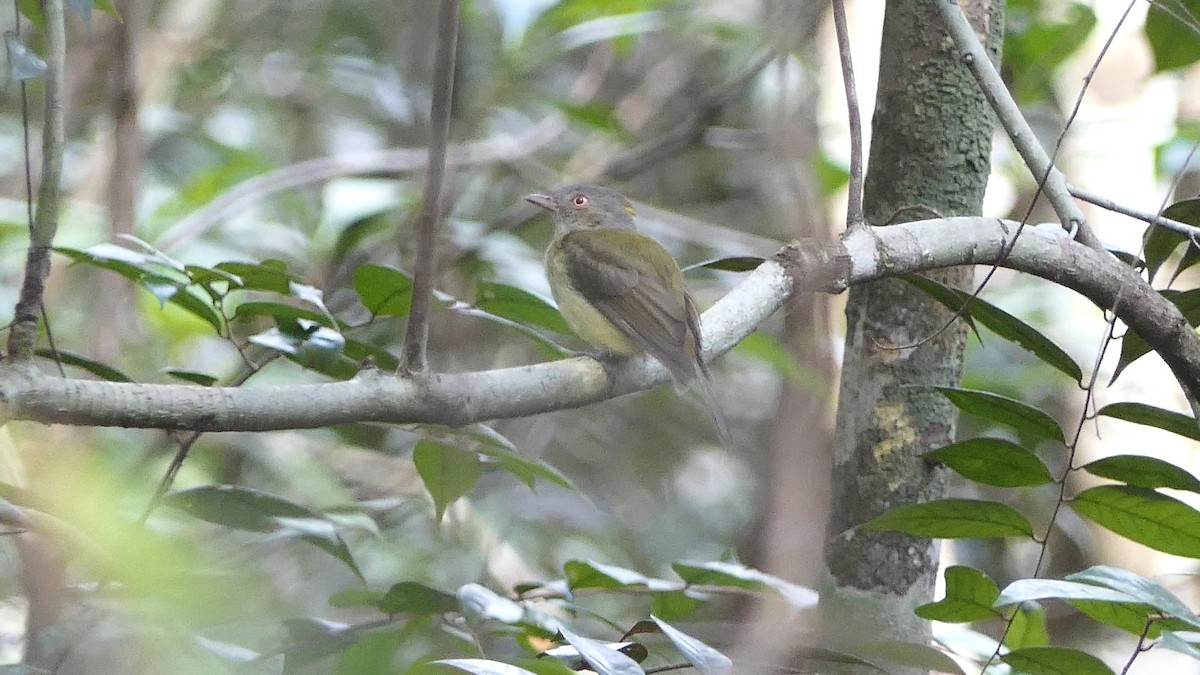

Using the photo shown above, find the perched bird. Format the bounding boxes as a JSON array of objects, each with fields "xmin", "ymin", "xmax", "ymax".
[{"xmin": 525, "ymin": 183, "xmax": 731, "ymax": 444}]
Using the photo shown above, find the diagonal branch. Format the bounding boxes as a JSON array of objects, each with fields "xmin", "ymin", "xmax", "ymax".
[{"xmin": 7, "ymin": 0, "xmax": 66, "ymax": 362}]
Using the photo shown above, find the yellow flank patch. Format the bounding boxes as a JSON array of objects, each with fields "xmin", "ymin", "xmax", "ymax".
[
  {"xmin": 624, "ymin": 205, "xmax": 636, "ymax": 219},
  {"xmin": 872, "ymin": 402, "xmax": 916, "ymax": 463}
]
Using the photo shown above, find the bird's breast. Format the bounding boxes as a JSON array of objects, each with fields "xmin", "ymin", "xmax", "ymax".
[{"xmin": 545, "ymin": 238, "xmax": 638, "ymax": 354}]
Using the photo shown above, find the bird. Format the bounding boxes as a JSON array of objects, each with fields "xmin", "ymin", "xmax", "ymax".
[{"xmin": 525, "ymin": 183, "xmax": 731, "ymax": 444}]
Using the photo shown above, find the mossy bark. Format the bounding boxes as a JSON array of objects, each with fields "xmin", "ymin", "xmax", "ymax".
[{"xmin": 821, "ymin": 0, "xmax": 1004, "ymax": 667}]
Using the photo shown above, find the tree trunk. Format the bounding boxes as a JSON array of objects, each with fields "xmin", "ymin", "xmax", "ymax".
[{"xmin": 820, "ymin": 0, "xmax": 1003, "ymax": 668}]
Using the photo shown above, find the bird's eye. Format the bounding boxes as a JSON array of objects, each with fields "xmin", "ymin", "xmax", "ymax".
[{"xmin": 571, "ymin": 194, "xmax": 588, "ymax": 209}]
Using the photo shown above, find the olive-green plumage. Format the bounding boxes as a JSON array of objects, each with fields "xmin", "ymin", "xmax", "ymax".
[{"xmin": 526, "ymin": 184, "xmax": 730, "ymax": 443}]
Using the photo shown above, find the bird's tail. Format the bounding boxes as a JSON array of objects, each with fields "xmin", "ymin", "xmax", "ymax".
[{"xmin": 694, "ymin": 360, "xmax": 733, "ymax": 446}]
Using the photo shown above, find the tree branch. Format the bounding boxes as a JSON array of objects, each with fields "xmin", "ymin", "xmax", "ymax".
[
  {"xmin": 401, "ymin": 0, "xmax": 461, "ymax": 373},
  {"xmin": 1069, "ymin": 184, "xmax": 1200, "ymax": 240},
  {"xmin": 7, "ymin": 0, "xmax": 66, "ymax": 361},
  {"xmin": 3, "ymin": 218, "xmax": 1197, "ymax": 429},
  {"xmin": 831, "ymin": 0, "xmax": 863, "ymax": 228}
]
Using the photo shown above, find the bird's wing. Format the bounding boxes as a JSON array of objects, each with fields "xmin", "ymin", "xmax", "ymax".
[{"xmin": 561, "ymin": 230, "xmax": 700, "ymax": 383}]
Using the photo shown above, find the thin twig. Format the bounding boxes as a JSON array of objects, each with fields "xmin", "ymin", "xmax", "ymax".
[
  {"xmin": 1070, "ymin": 184, "xmax": 1200, "ymax": 240},
  {"xmin": 1118, "ymin": 615, "xmax": 1157, "ymax": 675},
  {"xmin": 400, "ymin": 0, "xmax": 461, "ymax": 373},
  {"xmin": 6, "ymin": 0, "xmax": 66, "ymax": 361},
  {"xmin": 831, "ymin": 0, "xmax": 863, "ymax": 228}
]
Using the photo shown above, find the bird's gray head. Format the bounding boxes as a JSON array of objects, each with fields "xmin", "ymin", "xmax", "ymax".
[{"xmin": 525, "ymin": 183, "xmax": 637, "ymax": 235}]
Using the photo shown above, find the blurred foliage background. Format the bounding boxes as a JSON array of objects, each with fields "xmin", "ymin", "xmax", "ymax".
[{"xmin": 0, "ymin": 0, "xmax": 1199, "ymax": 672}]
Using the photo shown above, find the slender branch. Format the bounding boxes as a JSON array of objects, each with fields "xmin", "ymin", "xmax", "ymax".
[
  {"xmin": 934, "ymin": 1, "xmax": 1103, "ymax": 251},
  {"xmin": 4, "ymin": 218, "xmax": 1199, "ymax": 430},
  {"xmin": 400, "ymin": 0, "xmax": 461, "ymax": 374},
  {"xmin": 831, "ymin": 0, "xmax": 863, "ymax": 227},
  {"xmin": 156, "ymin": 115, "xmax": 564, "ymax": 253},
  {"xmin": 1069, "ymin": 184, "xmax": 1200, "ymax": 240},
  {"xmin": 6, "ymin": 0, "xmax": 66, "ymax": 361}
]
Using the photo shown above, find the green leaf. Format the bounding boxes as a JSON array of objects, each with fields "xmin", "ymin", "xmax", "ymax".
[
  {"xmin": 863, "ymin": 499, "xmax": 1034, "ymax": 538},
  {"xmin": 1146, "ymin": 1, "xmax": 1200, "ymax": 72},
  {"xmin": 846, "ymin": 641, "xmax": 966, "ymax": 675},
  {"xmin": 935, "ymin": 387, "xmax": 1065, "ymax": 443},
  {"xmin": 456, "ymin": 583, "xmax": 525, "ymax": 624},
  {"xmin": 1005, "ymin": 602, "xmax": 1048, "ymax": 650},
  {"xmin": 1070, "ymin": 599, "xmax": 1165, "ymax": 637},
  {"xmin": 234, "ymin": 301, "xmax": 337, "ymax": 328},
  {"xmin": 412, "ymin": 440, "xmax": 482, "ymax": 521},
  {"xmin": 34, "ymin": 348, "xmax": 132, "ymax": 382},
  {"xmin": 907, "ymin": 276, "xmax": 1081, "ymax": 382},
  {"xmin": 162, "ymin": 369, "xmax": 218, "ymax": 386},
  {"xmin": 162, "ymin": 287, "xmax": 224, "ymax": 331},
  {"xmin": 355, "ymin": 264, "xmax": 413, "ymax": 317},
  {"xmin": 55, "ymin": 245, "xmax": 150, "ymax": 280},
  {"xmin": 1112, "ymin": 289, "xmax": 1200, "ymax": 381},
  {"xmin": 17, "ymin": 0, "xmax": 44, "ymax": 27},
  {"xmin": 557, "ymin": 626, "xmax": 644, "ymax": 674},
  {"xmin": 333, "ymin": 209, "xmax": 397, "ymax": 264},
  {"xmin": 1160, "ymin": 630, "xmax": 1200, "ymax": 662},
  {"xmin": 214, "ymin": 260, "xmax": 295, "ymax": 293},
  {"xmin": 1082, "ymin": 454, "xmax": 1200, "ymax": 492},
  {"xmin": 671, "ymin": 560, "xmax": 818, "ymax": 609},
  {"xmin": 924, "ymin": 438, "xmax": 1054, "ymax": 487},
  {"xmin": 687, "ymin": 256, "xmax": 765, "ymax": 273},
  {"xmin": 186, "ymin": 264, "xmax": 244, "ymax": 292},
  {"xmin": 141, "ymin": 274, "xmax": 181, "ymax": 305},
  {"xmin": 1001, "ymin": 646, "xmax": 1113, "ymax": 675},
  {"xmin": 341, "ymin": 337, "xmax": 400, "ymax": 371},
  {"xmin": 410, "ymin": 425, "xmax": 576, "ymax": 491},
  {"xmin": 1145, "ymin": 199, "xmax": 1200, "ymax": 281},
  {"xmin": 1099, "ymin": 401, "xmax": 1195, "ymax": 439},
  {"xmin": 1072, "ymin": 485, "xmax": 1200, "ymax": 557},
  {"xmin": 564, "ymin": 560, "xmax": 677, "ymax": 591},
  {"xmin": 536, "ymin": 0, "xmax": 678, "ymax": 33},
  {"xmin": 376, "ymin": 581, "xmax": 459, "ymax": 615},
  {"xmin": 1004, "ymin": 1, "xmax": 1096, "ymax": 104},
  {"xmin": 5, "ymin": 33, "xmax": 47, "ymax": 80},
  {"xmin": 648, "ymin": 615, "xmax": 732, "ymax": 675},
  {"xmin": 431, "ymin": 658, "xmax": 539, "ymax": 675},
  {"xmin": 1143, "ymin": 220, "xmax": 1189, "ymax": 283},
  {"xmin": 1097, "ymin": 402, "xmax": 1200, "ymax": 441},
  {"xmin": 916, "ymin": 566, "xmax": 1001, "ymax": 622},
  {"xmin": 996, "ymin": 578, "xmax": 1139, "ymax": 607},
  {"xmin": 163, "ymin": 485, "xmax": 363, "ymax": 580},
  {"xmin": 289, "ymin": 281, "xmax": 330, "ymax": 313},
  {"xmin": 650, "ymin": 590, "xmax": 706, "ymax": 621},
  {"xmin": 558, "ymin": 102, "xmax": 627, "ymax": 136},
  {"xmin": 479, "ymin": 444, "xmax": 574, "ymax": 491},
  {"xmin": 1067, "ymin": 565, "xmax": 1200, "ymax": 629},
  {"xmin": 475, "ymin": 282, "xmax": 570, "ymax": 334}
]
